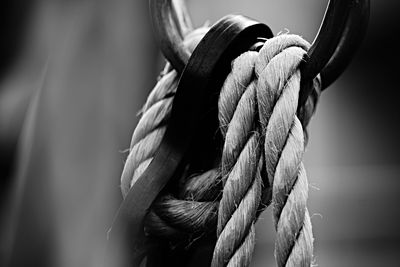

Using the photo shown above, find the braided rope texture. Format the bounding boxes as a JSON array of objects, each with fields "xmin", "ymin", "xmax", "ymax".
[
  {"xmin": 120, "ymin": 30, "xmax": 321, "ymax": 267},
  {"xmin": 256, "ymin": 36, "xmax": 315, "ymax": 267}
]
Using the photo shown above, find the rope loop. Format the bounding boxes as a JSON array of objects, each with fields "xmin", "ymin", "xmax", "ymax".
[{"xmin": 121, "ymin": 27, "xmax": 321, "ymax": 267}]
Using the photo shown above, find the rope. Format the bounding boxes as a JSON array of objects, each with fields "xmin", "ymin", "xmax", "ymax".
[
  {"xmin": 120, "ymin": 27, "xmax": 321, "ymax": 266},
  {"xmin": 255, "ymin": 35, "xmax": 315, "ymax": 267},
  {"xmin": 212, "ymin": 52, "xmax": 262, "ymax": 267},
  {"xmin": 120, "ymin": 27, "xmax": 209, "ymax": 197}
]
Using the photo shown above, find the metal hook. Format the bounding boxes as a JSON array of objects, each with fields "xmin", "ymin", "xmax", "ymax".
[
  {"xmin": 299, "ymin": 0, "xmax": 370, "ymax": 106},
  {"xmin": 106, "ymin": 1, "xmax": 370, "ymax": 265},
  {"xmin": 151, "ymin": 0, "xmax": 370, "ymax": 102}
]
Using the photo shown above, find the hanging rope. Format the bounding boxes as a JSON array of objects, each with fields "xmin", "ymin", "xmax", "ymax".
[
  {"xmin": 212, "ymin": 35, "xmax": 320, "ymax": 266},
  {"xmin": 212, "ymin": 51, "xmax": 263, "ymax": 267},
  {"xmin": 120, "ymin": 27, "xmax": 321, "ymax": 266},
  {"xmin": 256, "ymin": 35, "xmax": 317, "ymax": 267}
]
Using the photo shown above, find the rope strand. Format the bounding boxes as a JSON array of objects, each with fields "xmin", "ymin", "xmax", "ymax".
[
  {"xmin": 212, "ymin": 52, "xmax": 262, "ymax": 267},
  {"xmin": 255, "ymin": 34, "xmax": 315, "ymax": 266}
]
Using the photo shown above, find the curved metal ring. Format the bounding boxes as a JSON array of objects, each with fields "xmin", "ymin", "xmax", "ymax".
[
  {"xmin": 319, "ymin": 0, "xmax": 370, "ymax": 90},
  {"xmin": 149, "ymin": 0, "xmax": 193, "ymax": 73},
  {"xmin": 150, "ymin": 0, "xmax": 369, "ymax": 97},
  {"xmin": 299, "ymin": 0, "xmax": 370, "ymax": 105},
  {"xmin": 301, "ymin": 0, "xmax": 352, "ymax": 84}
]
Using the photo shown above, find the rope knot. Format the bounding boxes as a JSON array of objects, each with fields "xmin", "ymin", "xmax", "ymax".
[{"xmin": 121, "ymin": 30, "xmax": 321, "ymax": 267}]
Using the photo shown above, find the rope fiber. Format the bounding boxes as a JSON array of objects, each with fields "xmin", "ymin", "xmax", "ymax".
[{"xmin": 120, "ymin": 27, "xmax": 321, "ymax": 267}]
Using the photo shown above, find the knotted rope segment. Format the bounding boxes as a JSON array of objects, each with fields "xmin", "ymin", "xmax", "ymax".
[{"xmin": 120, "ymin": 26, "xmax": 321, "ymax": 267}]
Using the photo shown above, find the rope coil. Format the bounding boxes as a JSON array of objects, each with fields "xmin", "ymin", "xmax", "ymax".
[{"xmin": 121, "ymin": 27, "xmax": 321, "ymax": 266}]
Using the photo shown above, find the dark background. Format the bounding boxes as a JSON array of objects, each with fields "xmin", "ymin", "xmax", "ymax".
[{"xmin": 0, "ymin": 0, "xmax": 399, "ymax": 266}]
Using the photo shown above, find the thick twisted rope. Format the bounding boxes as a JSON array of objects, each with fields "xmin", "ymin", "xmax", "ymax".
[
  {"xmin": 254, "ymin": 35, "xmax": 315, "ymax": 267},
  {"xmin": 212, "ymin": 52, "xmax": 263, "ymax": 267},
  {"xmin": 120, "ymin": 27, "xmax": 209, "ymax": 197},
  {"xmin": 120, "ymin": 28, "xmax": 321, "ymax": 266},
  {"xmin": 211, "ymin": 35, "xmax": 318, "ymax": 266}
]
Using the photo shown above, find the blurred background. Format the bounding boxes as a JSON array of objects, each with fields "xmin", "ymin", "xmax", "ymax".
[{"xmin": 0, "ymin": 0, "xmax": 398, "ymax": 266}]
